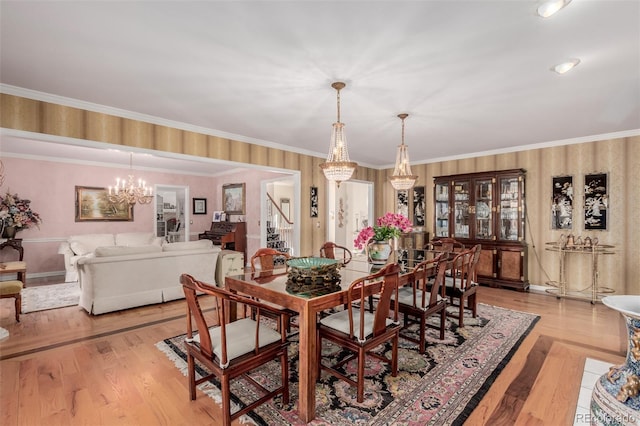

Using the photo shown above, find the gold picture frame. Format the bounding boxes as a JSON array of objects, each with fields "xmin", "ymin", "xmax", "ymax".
[
  {"xmin": 222, "ymin": 183, "xmax": 246, "ymax": 215},
  {"xmin": 75, "ymin": 186, "xmax": 134, "ymax": 222}
]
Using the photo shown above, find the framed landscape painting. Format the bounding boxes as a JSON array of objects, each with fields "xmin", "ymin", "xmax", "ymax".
[{"xmin": 75, "ymin": 186, "xmax": 133, "ymax": 222}]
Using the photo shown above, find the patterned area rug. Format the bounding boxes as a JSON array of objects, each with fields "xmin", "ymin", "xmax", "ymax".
[
  {"xmin": 21, "ymin": 282, "xmax": 80, "ymax": 313},
  {"xmin": 156, "ymin": 304, "xmax": 539, "ymax": 425}
]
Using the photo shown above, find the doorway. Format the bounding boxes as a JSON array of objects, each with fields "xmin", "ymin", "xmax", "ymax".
[
  {"xmin": 155, "ymin": 185, "xmax": 189, "ymax": 242},
  {"xmin": 261, "ymin": 175, "xmax": 300, "ymax": 257},
  {"xmin": 327, "ymin": 180, "xmax": 374, "ymax": 252}
]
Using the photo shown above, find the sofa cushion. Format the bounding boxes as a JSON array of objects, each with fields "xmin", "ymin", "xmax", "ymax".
[
  {"xmin": 69, "ymin": 234, "xmax": 115, "ymax": 255},
  {"xmin": 162, "ymin": 240, "xmax": 213, "ymax": 252},
  {"xmin": 94, "ymin": 245, "xmax": 163, "ymax": 257},
  {"xmin": 115, "ymin": 232, "xmax": 162, "ymax": 247}
]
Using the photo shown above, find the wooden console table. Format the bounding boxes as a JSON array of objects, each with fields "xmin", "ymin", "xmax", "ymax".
[{"xmin": 544, "ymin": 242, "xmax": 615, "ymax": 304}]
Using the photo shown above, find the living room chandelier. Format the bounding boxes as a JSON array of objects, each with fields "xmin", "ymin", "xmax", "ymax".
[
  {"xmin": 108, "ymin": 153, "xmax": 153, "ymax": 205},
  {"xmin": 319, "ymin": 81, "xmax": 357, "ymax": 187},
  {"xmin": 389, "ymin": 113, "xmax": 418, "ymax": 191}
]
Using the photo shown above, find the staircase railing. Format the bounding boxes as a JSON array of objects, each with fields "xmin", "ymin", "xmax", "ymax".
[{"xmin": 266, "ymin": 193, "xmax": 294, "ymax": 255}]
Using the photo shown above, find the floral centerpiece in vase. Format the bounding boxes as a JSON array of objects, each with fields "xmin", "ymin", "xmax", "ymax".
[
  {"xmin": 0, "ymin": 191, "xmax": 43, "ymax": 238},
  {"xmin": 354, "ymin": 212, "xmax": 412, "ymax": 264}
]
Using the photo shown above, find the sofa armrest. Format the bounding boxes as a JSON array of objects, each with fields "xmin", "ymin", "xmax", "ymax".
[{"xmin": 58, "ymin": 241, "xmax": 74, "ymax": 264}]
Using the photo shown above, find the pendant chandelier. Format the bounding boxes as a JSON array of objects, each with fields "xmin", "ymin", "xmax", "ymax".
[
  {"xmin": 389, "ymin": 113, "xmax": 418, "ymax": 190},
  {"xmin": 319, "ymin": 81, "xmax": 357, "ymax": 187},
  {"xmin": 108, "ymin": 153, "xmax": 153, "ymax": 205}
]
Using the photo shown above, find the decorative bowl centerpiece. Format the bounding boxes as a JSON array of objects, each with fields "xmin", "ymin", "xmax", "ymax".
[{"xmin": 286, "ymin": 257, "xmax": 341, "ymax": 294}]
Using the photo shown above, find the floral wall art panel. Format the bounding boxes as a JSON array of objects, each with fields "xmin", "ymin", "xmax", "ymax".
[
  {"xmin": 584, "ymin": 173, "xmax": 608, "ymax": 230},
  {"xmin": 412, "ymin": 186, "xmax": 425, "ymax": 226},
  {"xmin": 396, "ymin": 189, "xmax": 409, "ymax": 218},
  {"xmin": 551, "ymin": 175, "xmax": 573, "ymax": 230}
]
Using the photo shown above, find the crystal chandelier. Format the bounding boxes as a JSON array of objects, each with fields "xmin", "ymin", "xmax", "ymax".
[
  {"xmin": 0, "ymin": 159, "xmax": 4, "ymax": 187},
  {"xmin": 389, "ymin": 113, "xmax": 418, "ymax": 190},
  {"xmin": 319, "ymin": 81, "xmax": 357, "ymax": 187},
  {"xmin": 108, "ymin": 153, "xmax": 153, "ymax": 205}
]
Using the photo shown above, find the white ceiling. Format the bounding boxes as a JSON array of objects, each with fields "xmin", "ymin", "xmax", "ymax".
[{"xmin": 1, "ymin": 0, "xmax": 639, "ymax": 172}]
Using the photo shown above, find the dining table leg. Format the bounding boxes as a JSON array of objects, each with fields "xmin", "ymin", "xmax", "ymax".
[{"xmin": 297, "ymin": 303, "xmax": 317, "ymax": 423}]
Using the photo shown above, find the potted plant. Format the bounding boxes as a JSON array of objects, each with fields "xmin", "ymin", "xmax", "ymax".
[
  {"xmin": 0, "ymin": 191, "xmax": 43, "ymax": 238},
  {"xmin": 354, "ymin": 213, "xmax": 412, "ymax": 264}
]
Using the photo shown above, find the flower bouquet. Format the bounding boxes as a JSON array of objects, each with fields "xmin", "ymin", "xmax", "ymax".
[
  {"xmin": 354, "ymin": 212, "xmax": 413, "ymax": 249},
  {"xmin": 0, "ymin": 191, "xmax": 43, "ymax": 237}
]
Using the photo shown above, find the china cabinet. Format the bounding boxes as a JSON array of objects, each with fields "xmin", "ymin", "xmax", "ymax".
[{"xmin": 433, "ymin": 169, "xmax": 528, "ymax": 290}]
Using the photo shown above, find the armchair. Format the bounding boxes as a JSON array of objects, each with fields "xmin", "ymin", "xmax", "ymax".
[
  {"xmin": 317, "ymin": 263, "xmax": 402, "ymax": 402},
  {"xmin": 180, "ymin": 274, "xmax": 289, "ymax": 426}
]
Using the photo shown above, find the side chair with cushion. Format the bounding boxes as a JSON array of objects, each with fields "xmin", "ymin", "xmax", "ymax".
[
  {"xmin": 0, "ymin": 241, "xmax": 25, "ymax": 322},
  {"xmin": 391, "ymin": 253, "xmax": 448, "ymax": 353},
  {"xmin": 180, "ymin": 274, "xmax": 289, "ymax": 426},
  {"xmin": 319, "ymin": 241, "xmax": 353, "ymax": 265},
  {"xmin": 249, "ymin": 248, "xmax": 296, "ymax": 331},
  {"xmin": 250, "ymin": 247, "xmax": 291, "ymax": 273},
  {"xmin": 427, "ymin": 237, "xmax": 465, "ymax": 257},
  {"xmin": 317, "ymin": 263, "xmax": 402, "ymax": 403},
  {"xmin": 444, "ymin": 244, "xmax": 481, "ymax": 327}
]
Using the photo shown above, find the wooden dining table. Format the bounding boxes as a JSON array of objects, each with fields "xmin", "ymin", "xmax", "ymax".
[{"xmin": 224, "ymin": 255, "xmax": 415, "ymax": 423}]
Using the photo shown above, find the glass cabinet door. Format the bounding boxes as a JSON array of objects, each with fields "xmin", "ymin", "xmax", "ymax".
[
  {"xmin": 499, "ymin": 176, "xmax": 521, "ymax": 241},
  {"xmin": 453, "ymin": 180, "xmax": 470, "ymax": 239},
  {"xmin": 474, "ymin": 178, "xmax": 493, "ymax": 239},
  {"xmin": 434, "ymin": 181, "xmax": 450, "ymax": 237}
]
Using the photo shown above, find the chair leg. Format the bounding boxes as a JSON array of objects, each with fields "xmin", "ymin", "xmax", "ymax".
[
  {"xmin": 221, "ymin": 375, "xmax": 232, "ymax": 426},
  {"xmin": 439, "ymin": 308, "xmax": 446, "ymax": 340},
  {"xmin": 316, "ymin": 331, "xmax": 323, "ymax": 379},
  {"xmin": 391, "ymin": 334, "xmax": 399, "ymax": 376},
  {"xmin": 470, "ymin": 293, "xmax": 477, "ymax": 318},
  {"xmin": 357, "ymin": 347, "xmax": 366, "ymax": 403},
  {"xmin": 281, "ymin": 351, "xmax": 290, "ymax": 404},
  {"xmin": 419, "ymin": 315, "xmax": 426, "ymax": 354},
  {"xmin": 458, "ymin": 298, "xmax": 465, "ymax": 328},
  {"xmin": 14, "ymin": 294, "xmax": 21, "ymax": 322},
  {"xmin": 187, "ymin": 353, "xmax": 196, "ymax": 401}
]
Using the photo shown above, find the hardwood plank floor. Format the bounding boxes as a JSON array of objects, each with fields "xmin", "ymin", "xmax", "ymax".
[{"xmin": 0, "ymin": 283, "xmax": 626, "ymax": 425}]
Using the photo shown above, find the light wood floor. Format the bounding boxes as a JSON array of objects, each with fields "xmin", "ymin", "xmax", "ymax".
[{"xmin": 0, "ymin": 282, "xmax": 627, "ymax": 425}]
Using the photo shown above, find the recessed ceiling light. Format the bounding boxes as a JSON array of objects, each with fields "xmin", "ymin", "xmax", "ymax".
[
  {"xmin": 551, "ymin": 58, "xmax": 581, "ymax": 74},
  {"xmin": 537, "ymin": 0, "xmax": 572, "ymax": 18}
]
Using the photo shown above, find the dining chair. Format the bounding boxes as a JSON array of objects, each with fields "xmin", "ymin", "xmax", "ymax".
[
  {"xmin": 443, "ymin": 244, "xmax": 481, "ymax": 327},
  {"xmin": 181, "ymin": 274, "xmax": 289, "ymax": 426},
  {"xmin": 391, "ymin": 253, "xmax": 448, "ymax": 353},
  {"xmin": 317, "ymin": 263, "xmax": 402, "ymax": 403},
  {"xmin": 249, "ymin": 248, "xmax": 296, "ymax": 331},
  {"xmin": 250, "ymin": 247, "xmax": 291, "ymax": 273},
  {"xmin": 319, "ymin": 241, "xmax": 353, "ymax": 265},
  {"xmin": 427, "ymin": 237, "xmax": 465, "ymax": 255}
]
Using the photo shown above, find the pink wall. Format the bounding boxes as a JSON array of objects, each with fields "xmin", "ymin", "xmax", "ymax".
[{"xmin": 1, "ymin": 156, "xmax": 289, "ymax": 278}]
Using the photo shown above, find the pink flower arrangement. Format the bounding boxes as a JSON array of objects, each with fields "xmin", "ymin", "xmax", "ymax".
[{"xmin": 354, "ymin": 212, "xmax": 412, "ymax": 249}]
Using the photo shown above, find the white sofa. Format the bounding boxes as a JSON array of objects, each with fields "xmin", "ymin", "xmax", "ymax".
[
  {"xmin": 76, "ymin": 239, "xmax": 221, "ymax": 314},
  {"xmin": 59, "ymin": 232, "xmax": 165, "ymax": 282}
]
